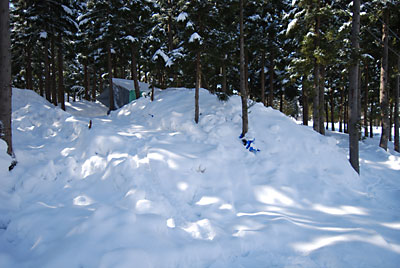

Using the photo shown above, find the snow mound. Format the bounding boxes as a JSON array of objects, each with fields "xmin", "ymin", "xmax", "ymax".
[{"xmin": 0, "ymin": 87, "xmax": 398, "ymax": 267}]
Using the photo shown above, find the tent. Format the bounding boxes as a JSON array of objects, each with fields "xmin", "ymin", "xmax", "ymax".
[{"xmin": 98, "ymin": 78, "xmax": 151, "ymax": 109}]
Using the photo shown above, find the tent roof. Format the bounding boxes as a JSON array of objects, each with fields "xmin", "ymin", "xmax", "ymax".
[{"xmin": 112, "ymin": 78, "xmax": 151, "ymax": 92}]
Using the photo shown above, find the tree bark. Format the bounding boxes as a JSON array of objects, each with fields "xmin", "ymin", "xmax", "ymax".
[
  {"xmin": 26, "ymin": 46, "xmax": 33, "ymax": 90},
  {"xmin": 108, "ymin": 42, "xmax": 115, "ymax": 111},
  {"xmin": 92, "ymin": 64, "xmax": 96, "ymax": 101},
  {"xmin": 268, "ymin": 50, "xmax": 274, "ymax": 107},
  {"xmin": 364, "ymin": 65, "xmax": 369, "ymax": 138},
  {"xmin": 57, "ymin": 36, "xmax": 65, "ymax": 111},
  {"xmin": 313, "ymin": 63, "xmax": 320, "ymax": 133},
  {"xmin": 370, "ymin": 96, "xmax": 374, "ymax": 138},
  {"xmin": 302, "ymin": 77, "xmax": 309, "ymax": 125},
  {"xmin": 339, "ymin": 86, "xmax": 344, "ymax": 132},
  {"xmin": 319, "ymin": 65, "xmax": 325, "ymax": 135},
  {"xmin": 131, "ymin": 43, "xmax": 140, "ymax": 100},
  {"xmin": 84, "ymin": 61, "xmax": 89, "ymax": 101},
  {"xmin": 239, "ymin": 0, "xmax": 248, "ymax": 136},
  {"xmin": 222, "ymin": 56, "xmax": 227, "ymax": 94},
  {"xmin": 330, "ymin": 88, "xmax": 335, "ymax": 131},
  {"xmin": 349, "ymin": 0, "xmax": 360, "ymax": 173},
  {"xmin": 379, "ymin": 8, "xmax": 390, "ymax": 150},
  {"xmin": 389, "ymin": 100, "xmax": 393, "ymax": 141},
  {"xmin": 50, "ymin": 36, "xmax": 57, "ymax": 106},
  {"xmin": 195, "ymin": 51, "xmax": 201, "ymax": 124},
  {"xmin": 0, "ymin": 0, "xmax": 14, "ymax": 157},
  {"xmin": 395, "ymin": 55, "xmax": 400, "ymax": 152},
  {"xmin": 260, "ymin": 50, "xmax": 265, "ymax": 105},
  {"xmin": 44, "ymin": 39, "xmax": 51, "ymax": 102}
]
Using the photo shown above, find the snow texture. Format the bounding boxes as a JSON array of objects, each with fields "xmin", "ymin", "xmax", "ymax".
[
  {"xmin": 176, "ymin": 12, "xmax": 188, "ymax": 22},
  {"xmin": 0, "ymin": 87, "xmax": 399, "ymax": 268},
  {"xmin": 189, "ymin": 32, "xmax": 202, "ymax": 43}
]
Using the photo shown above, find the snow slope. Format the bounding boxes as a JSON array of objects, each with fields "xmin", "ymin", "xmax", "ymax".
[{"xmin": 0, "ymin": 87, "xmax": 399, "ymax": 267}]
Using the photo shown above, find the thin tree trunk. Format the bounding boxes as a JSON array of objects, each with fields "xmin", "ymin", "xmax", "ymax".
[
  {"xmin": 260, "ymin": 50, "xmax": 265, "ymax": 105},
  {"xmin": 131, "ymin": 43, "xmax": 140, "ymax": 99},
  {"xmin": 319, "ymin": 65, "xmax": 325, "ymax": 135},
  {"xmin": 325, "ymin": 100, "xmax": 329, "ymax": 130},
  {"xmin": 330, "ymin": 88, "xmax": 335, "ymax": 131},
  {"xmin": 364, "ymin": 65, "xmax": 369, "ymax": 137},
  {"xmin": 349, "ymin": 0, "xmax": 360, "ymax": 173},
  {"xmin": 268, "ymin": 50, "xmax": 274, "ymax": 107},
  {"xmin": 108, "ymin": 42, "xmax": 115, "ymax": 111},
  {"xmin": 302, "ymin": 77, "xmax": 309, "ymax": 126},
  {"xmin": 44, "ymin": 39, "xmax": 51, "ymax": 102},
  {"xmin": 379, "ymin": 8, "xmax": 390, "ymax": 150},
  {"xmin": 195, "ymin": 51, "xmax": 201, "ymax": 124},
  {"xmin": 26, "ymin": 46, "xmax": 33, "ymax": 90},
  {"xmin": 339, "ymin": 87, "xmax": 344, "ymax": 132},
  {"xmin": 395, "ymin": 55, "xmax": 400, "ymax": 152},
  {"xmin": 92, "ymin": 65, "xmax": 96, "ymax": 101},
  {"xmin": 0, "ymin": 0, "xmax": 14, "ymax": 157},
  {"xmin": 280, "ymin": 93, "xmax": 283, "ymax": 112},
  {"xmin": 370, "ymin": 96, "xmax": 374, "ymax": 138},
  {"xmin": 313, "ymin": 9, "xmax": 321, "ymax": 133},
  {"xmin": 389, "ymin": 100, "xmax": 393, "ymax": 141},
  {"xmin": 245, "ymin": 49, "xmax": 249, "ymax": 97},
  {"xmin": 313, "ymin": 63, "xmax": 320, "ymax": 133},
  {"xmin": 57, "ymin": 36, "xmax": 65, "ymax": 111},
  {"xmin": 222, "ymin": 57, "xmax": 227, "ymax": 94},
  {"xmin": 50, "ymin": 36, "xmax": 57, "ymax": 106},
  {"xmin": 84, "ymin": 61, "xmax": 89, "ymax": 100},
  {"xmin": 167, "ymin": 0, "xmax": 173, "ymax": 52},
  {"xmin": 39, "ymin": 73, "xmax": 43, "ymax": 97},
  {"xmin": 239, "ymin": 0, "xmax": 248, "ymax": 136}
]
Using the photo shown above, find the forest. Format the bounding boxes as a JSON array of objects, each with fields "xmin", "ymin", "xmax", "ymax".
[
  {"xmin": 2, "ymin": 0, "xmax": 400, "ymax": 171},
  {"xmin": 1, "ymin": 1, "xmax": 400, "ymax": 266}
]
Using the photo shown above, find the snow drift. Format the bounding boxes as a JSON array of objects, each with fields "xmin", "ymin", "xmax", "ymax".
[{"xmin": 0, "ymin": 87, "xmax": 399, "ymax": 268}]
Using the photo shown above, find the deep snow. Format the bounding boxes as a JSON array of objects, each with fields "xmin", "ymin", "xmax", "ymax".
[{"xmin": 0, "ymin": 87, "xmax": 399, "ymax": 268}]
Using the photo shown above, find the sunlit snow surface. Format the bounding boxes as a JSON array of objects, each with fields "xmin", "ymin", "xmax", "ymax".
[{"xmin": 0, "ymin": 88, "xmax": 399, "ymax": 267}]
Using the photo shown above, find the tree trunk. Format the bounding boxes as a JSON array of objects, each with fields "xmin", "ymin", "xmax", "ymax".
[
  {"xmin": 245, "ymin": 49, "xmax": 249, "ymax": 97},
  {"xmin": 302, "ymin": 77, "xmax": 309, "ymax": 125},
  {"xmin": 195, "ymin": 51, "xmax": 201, "ymax": 124},
  {"xmin": 313, "ymin": 10, "xmax": 321, "ymax": 133},
  {"xmin": 44, "ymin": 39, "xmax": 51, "ymax": 102},
  {"xmin": 0, "ymin": 0, "xmax": 14, "ymax": 157},
  {"xmin": 319, "ymin": 65, "xmax": 325, "ymax": 135},
  {"xmin": 364, "ymin": 65, "xmax": 369, "ymax": 138},
  {"xmin": 349, "ymin": 0, "xmax": 360, "ymax": 173},
  {"xmin": 239, "ymin": 0, "xmax": 248, "ymax": 136},
  {"xmin": 325, "ymin": 100, "xmax": 329, "ymax": 130},
  {"xmin": 313, "ymin": 63, "xmax": 320, "ymax": 133},
  {"xmin": 330, "ymin": 88, "xmax": 335, "ymax": 131},
  {"xmin": 268, "ymin": 50, "xmax": 274, "ymax": 107},
  {"xmin": 370, "ymin": 96, "xmax": 374, "ymax": 138},
  {"xmin": 394, "ymin": 55, "xmax": 399, "ymax": 152},
  {"xmin": 222, "ymin": 57, "xmax": 227, "ymax": 94},
  {"xmin": 50, "ymin": 36, "xmax": 57, "ymax": 106},
  {"xmin": 92, "ymin": 64, "xmax": 96, "ymax": 101},
  {"xmin": 131, "ymin": 43, "xmax": 140, "ymax": 100},
  {"xmin": 280, "ymin": 93, "xmax": 283, "ymax": 112},
  {"xmin": 389, "ymin": 100, "xmax": 393, "ymax": 141},
  {"xmin": 167, "ymin": 0, "xmax": 173, "ymax": 52},
  {"xmin": 379, "ymin": 8, "xmax": 390, "ymax": 150},
  {"xmin": 339, "ymin": 87, "xmax": 344, "ymax": 132},
  {"xmin": 39, "ymin": 73, "xmax": 43, "ymax": 97},
  {"xmin": 108, "ymin": 42, "xmax": 115, "ymax": 111},
  {"xmin": 57, "ymin": 36, "xmax": 65, "ymax": 111},
  {"xmin": 26, "ymin": 46, "xmax": 33, "ymax": 90},
  {"xmin": 260, "ymin": 50, "xmax": 265, "ymax": 105}
]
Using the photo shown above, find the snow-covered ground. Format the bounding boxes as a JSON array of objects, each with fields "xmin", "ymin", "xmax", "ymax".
[{"xmin": 0, "ymin": 87, "xmax": 399, "ymax": 268}]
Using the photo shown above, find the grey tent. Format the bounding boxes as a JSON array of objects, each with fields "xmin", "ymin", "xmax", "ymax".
[{"xmin": 98, "ymin": 78, "xmax": 150, "ymax": 109}]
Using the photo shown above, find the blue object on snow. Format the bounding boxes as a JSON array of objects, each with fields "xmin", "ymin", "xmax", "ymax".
[{"xmin": 241, "ymin": 137, "xmax": 260, "ymax": 154}]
